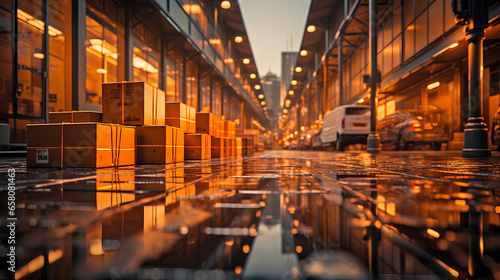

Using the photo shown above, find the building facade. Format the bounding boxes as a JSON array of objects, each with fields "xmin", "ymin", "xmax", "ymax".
[
  {"xmin": 284, "ymin": 0, "xmax": 500, "ymax": 149},
  {"xmin": 0, "ymin": 0, "xmax": 269, "ymax": 146},
  {"xmin": 281, "ymin": 51, "xmax": 298, "ymax": 108}
]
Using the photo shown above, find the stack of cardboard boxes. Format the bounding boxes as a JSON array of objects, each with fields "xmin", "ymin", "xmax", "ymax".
[{"xmin": 27, "ymin": 81, "xmax": 247, "ymax": 168}]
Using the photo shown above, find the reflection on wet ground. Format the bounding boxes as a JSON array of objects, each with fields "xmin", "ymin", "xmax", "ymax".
[{"xmin": 1, "ymin": 150, "xmax": 500, "ymax": 279}]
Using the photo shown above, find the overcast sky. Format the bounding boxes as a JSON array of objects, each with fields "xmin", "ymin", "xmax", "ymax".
[{"xmin": 239, "ymin": 0, "xmax": 311, "ymax": 77}]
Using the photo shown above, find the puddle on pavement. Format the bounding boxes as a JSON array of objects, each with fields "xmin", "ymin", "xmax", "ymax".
[{"xmin": 1, "ymin": 156, "xmax": 500, "ymax": 280}]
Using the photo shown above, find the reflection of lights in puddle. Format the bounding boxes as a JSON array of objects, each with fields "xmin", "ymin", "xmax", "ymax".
[
  {"xmin": 291, "ymin": 267, "xmax": 299, "ymax": 278},
  {"xmin": 291, "ymin": 228, "xmax": 298, "ymax": 234},
  {"xmin": 256, "ymin": 210, "xmax": 261, "ymax": 217},
  {"xmin": 288, "ymin": 207, "xmax": 296, "ymax": 214},
  {"xmin": 235, "ymin": 266, "xmax": 243, "ymax": 274},
  {"xmin": 293, "ymin": 219, "xmax": 299, "ymax": 227},
  {"xmin": 214, "ymin": 203, "xmax": 261, "ymax": 209},
  {"xmin": 496, "ymin": 206, "xmax": 500, "ymax": 214},
  {"xmin": 454, "ymin": 200, "xmax": 466, "ymax": 206},
  {"xmin": 179, "ymin": 227, "xmax": 189, "ymax": 235},
  {"xmin": 259, "ymin": 201, "xmax": 266, "ymax": 207}
]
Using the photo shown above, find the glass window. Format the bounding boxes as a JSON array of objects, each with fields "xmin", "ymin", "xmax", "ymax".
[
  {"xmin": 200, "ymin": 75, "xmax": 210, "ymax": 112},
  {"xmin": 346, "ymin": 107, "xmax": 370, "ymax": 115},
  {"xmin": 404, "ymin": 24, "xmax": 415, "ymax": 61},
  {"xmin": 490, "ymin": 64, "xmax": 500, "ymax": 96},
  {"xmin": 85, "ymin": 15, "xmax": 118, "ymax": 108},
  {"xmin": 404, "ymin": 0, "xmax": 414, "ymax": 27},
  {"xmin": 383, "ymin": 18, "xmax": 392, "ymax": 48},
  {"xmin": 393, "ymin": 2, "xmax": 402, "ymax": 37},
  {"xmin": 185, "ymin": 60, "xmax": 198, "ymax": 109},
  {"xmin": 415, "ymin": 0, "xmax": 427, "ymax": 16},
  {"xmin": 133, "ymin": 45, "xmax": 159, "ymax": 88},
  {"xmin": 17, "ymin": 1, "xmax": 44, "ymax": 117},
  {"xmin": 165, "ymin": 50, "xmax": 177, "ymax": 102},
  {"xmin": 415, "ymin": 11, "xmax": 427, "ymax": 53},
  {"xmin": 428, "ymin": 0, "xmax": 443, "ymax": 43},
  {"xmin": 393, "ymin": 35, "xmax": 401, "ymax": 67},
  {"xmin": 0, "ymin": 0, "xmax": 11, "ymax": 9},
  {"xmin": 212, "ymin": 83, "xmax": 221, "ymax": 117},
  {"xmin": 49, "ymin": 0, "xmax": 70, "ymax": 112},
  {"xmin": 0, "ymin": 8, "xmax": 12, "ymax": 115}
]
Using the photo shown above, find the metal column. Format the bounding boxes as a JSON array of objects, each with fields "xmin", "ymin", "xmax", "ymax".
[
  {"xmin": 462, "ymin": 0, "xmax": 491, "ymax": 157},
  {"xmin": 366, "ymin": 0, "xmax": 381, "ymax": 154}
]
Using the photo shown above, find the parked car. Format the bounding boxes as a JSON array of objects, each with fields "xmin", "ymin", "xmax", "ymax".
[
  {"xmin": 320, "ymin": 105, "xmax": 371, "ymax": 151},
  {"xmin": 378, "ymin": 106, "xmax": 452, "ymax": 150},
  {"xmin": 492, "ymin": 106, "xmax": 500, "ymax": 151},
  {"xmin": 312, "ymin": 129, "xmax": 323, "ymax": 150}
]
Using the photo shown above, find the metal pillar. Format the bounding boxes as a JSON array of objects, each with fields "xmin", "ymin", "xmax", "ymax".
[
  {"xmin": 367, "ymin": 0, "xmax": 381, "ymax": 154},
  {"xmin": 462, "ymin": 26, "xmax": 491, "ymax": 157}
]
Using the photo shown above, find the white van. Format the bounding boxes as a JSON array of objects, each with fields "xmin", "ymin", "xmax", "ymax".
[{"xmin": 320, "ymin": 105, "xmax": 371, "ymax": 151}]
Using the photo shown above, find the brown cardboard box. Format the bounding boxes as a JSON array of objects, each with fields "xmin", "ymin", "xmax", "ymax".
[
  {"xmin": 223, "ymin": 137, "xmax": 232, "ymax": 157},
  {"xmin": 231, "ymin": 138, "xmax": 237, "ymax": 157},
  {"xmin": 242, "ymin": 138, "xmax": 254, "ymax": 156},
  {"xmin": 224, "ymin": 120, "xmax": 235, "ymax": 138},
  {"xmin": 136, "ymin": 125, "xmax": 184, "ymax": 164},
  {"xmin": 102, "ymin": 82, "xmax": 165, "ymax": 126},
  {"xmin": 165, "ymin": 102, "xmax": 187, "ymax": 131},
  {"xmin": 27, "ymin": 123, "xmax": 135, "ymax": 168},
  {"xmin": 196, "ymin": 112, "xmax": 215, "ymax": 136},
  {"xmin": 236, "ymin": 138, "xmax": 242, "ymax": 156},
  {"xmin": 187, "ymin": 106, "xmax": 196, "ymax": 134},
  {"xmin": 216, "ymin": 120, "xmax": 223, "ymax": 137},
  {"xmin": 49, "ymin": 111, "xmax": 102, "ymax": 123},
  {"xmin": 184, "ymin": 133, "xmax": 211, "ymax": 160},
  {"xmin": 211, "ymin": 136, "xmax": 224, "ymax": 158}
]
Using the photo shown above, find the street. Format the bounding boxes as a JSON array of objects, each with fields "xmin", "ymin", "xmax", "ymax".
[{"xmin": 1, "ymin": 150, "xmax": 500, "ymax": 279}]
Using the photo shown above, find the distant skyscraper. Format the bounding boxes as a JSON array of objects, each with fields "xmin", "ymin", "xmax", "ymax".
[
  {"xmin": 262, "ymin": 70, "xmax": 281, "ymax": 112},
  {"xmin": 281, "ymin": 52, "xmax": 298, "ymax": 107}
]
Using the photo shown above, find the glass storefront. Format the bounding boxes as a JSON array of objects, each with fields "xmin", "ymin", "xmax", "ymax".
[
  {"xmin": 85, "ymin": 14, "xmax": 118, "ymax": 108},
  {"xmin": 165, "ymin": 49, "xmax": 184, "ymax": 102},
  {"xmin": 185, "ymin": 60, "xmax": 198, "ymax": 109},
  {"xmin": 17, "ymin": 1, "xmax": 44, "ymax": 118},
  {"xmin": 0, "ymin": 7, "xmax": 12, "ymax": 116}
]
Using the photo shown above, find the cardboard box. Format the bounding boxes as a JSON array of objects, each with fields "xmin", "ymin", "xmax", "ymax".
[
  {"xmin": 196, "ymin": 112, "xmax": 215, "ymax": 136},
  {"xmin": 223, "ymin": 137, "xmax": 231, "ymax": 157},
  {"xmin": 231, "ymin": 138, "xmax": 237, "ymax": 157},
  {"xmin": 184, "ymin": 133, "xmax": 211, "ymax": 160},
  {"xmin": 242, "ymin": 138, "xmax": 254, "ymax": 156},
  {"xmin": 102, "ymin": 81, "xmax": 165, "ymax": 126},
  {"xmin": 136, "ymin": 125, "xmax": 184, "ymax": 164},
  {"xmin": 165, "ymin": 102, "xmax": 187, "ymax": 132},
  {"xmin": 187, "ymin": 106, "xmax": 196, "ymax": 134},
  {"xmin": 211, "ymin": 136, "xmax": 224, "ymax": 158},
  {"xmin": 216, "ymin": 120, "xmax": 223, "ymax": 137},
  {"xmin": 27, "ymin": 123, "xmax": 135, "ymax": 168},
  {"xmin": 236, "ymin": 138, "xmax": 242, "ymax": 156},
  {"xmin": 224, "ymin": 120, "xmax": 235, "ymax": 138},
  {"xmin": 49, "ymin": 111, "xmax": 102, "ymax": 123}
]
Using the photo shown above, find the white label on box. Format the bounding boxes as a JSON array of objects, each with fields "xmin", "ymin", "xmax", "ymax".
[{"xmin": 36, "ymin": 149, "xmax": 48, "ymax": 163}]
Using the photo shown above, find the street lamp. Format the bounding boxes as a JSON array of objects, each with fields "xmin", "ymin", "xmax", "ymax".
[
  {"xmin": 220, "ymin": 0, "xmax": 231, "ymax": 9},
  {"xmin": 234, "ymin": 36, "xmax": 243, "ymax": 43},
  {"xmin": 288, "ymin": 90, "xmax": 294, "ymax": 96},
  {"xmin": 300, "ymin": 50, "xmax": 308, "ymax": 56},
  {"xmin": 243, "ymin": 58, "xmax": 250, "ymax": 64},
  {"xmin": 307, "ymin": 25, "xmax": 316, "ymax": 33},
  {"xmin": 250, "ymin": 73, "xmax": 256, "ymax": 79},
  {"xmin": 258, "ymin": 94, "xmax": 264, "ymax": 99},
  {"xmin": 295, "ymin": 67, "xmax": 302, "ymax": 73},
  {"xmin": 255, "ymin": 84, "xmax": 261, "ymax": 90},
  {"xmin": 452, "ymin": 0, "xmax": 491, "ymax": 158}
]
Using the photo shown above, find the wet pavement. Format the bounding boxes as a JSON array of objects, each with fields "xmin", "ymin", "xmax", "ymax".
[{"xmin": 1, "ymin": 150, "xmax": 500, "ymax": 280}]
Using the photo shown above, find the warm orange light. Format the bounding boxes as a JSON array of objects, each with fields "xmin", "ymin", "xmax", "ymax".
[
  {"xmin": 358, "ymin": 98, "xmax": 365, "ymax": 103},
  {"xmin": 261, "ymin": 101, "xmax": 266, "ymax": 106},
  {"xmin": 295, "ymin": 67, "xmax": 302, "ymax": 73},
  {"xmin": 243, "ymin": 58, "xmax": 250, "ymax": 64},
  {"xmin": 427, "ymin": 81, "xmax": 440, "ymax": 90},
  {"xmin": 96, "ymin": 68, "xmax": 107, "ymax": 74},
  {"xmin": 283, "ymin": 109, "xmax": 288, "ymax": 114},
  {"xmin": 296, "ymin": 245, "xmax": 303, "ymax": 253},
  {"xmin": 288, "ymin": 90, "xmax": 294, "ymax": 96},
  {"xmin": 234, "ymin": 36, "xmax": 243, "ymax": 43},
  {"xmin": 182, "ymin": 4, "xmax": 202, "ymax": 14},
  {"xmin": 33, "ymin": 53, "xmax": 44, "ymax": 59},
  {"xmin": 263, "ymin": 107, "xmax": 267, "ymax": 111},
  {"xmin": 307, "ymin": 25, "xmax": 316, "ymax": 32},
  {"xmin": 294, "ymin": 131, "xmax": 298, "ymax": 135},
  {"xmin": 255, "ymin": 84, "xmax": 261, "ymax": 90},
  {"xmin": 427, "ymin": 228, "xmax": 440, "ymax": 238},
  {"xmin": 258, "ymin": 94, "xmax": 264, "ymax": 99},
  {"xmin": 250, "ymin": 73, "xmax": 256, "ymax": 79},
  {"xmin": 300, "ymin": 50, "xmax": 308, "ymax": 56},
  {"xmin": 220, "ymin": 0, "xmax": 231, "ymax": 9},
  {"xmin": 300, "ymin": 126, "xmax": 305, "ymax": 132},
  {"xmin": 449, "ymin": 42, "xmax": 459, "ymax": 49},
  {"xmin": 291, "ymin": 80, "xmax": 297, "ymax": 85},
  {"xmin": 293, "ymin": 219, "xmax": 299, "ymax": 227}
]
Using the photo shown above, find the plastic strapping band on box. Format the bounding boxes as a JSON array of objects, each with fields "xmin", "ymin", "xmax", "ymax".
[
  {"xmin": 71, "ymin": 110, "xmax": 76, "ymax": 123},
  {"xmin": 116, "ymin": 125, "xmax": 122, "ymax": 166},
  {"xmin": 152, "ymin": 87, "xmax": 158, "ymax": 125},
  {"xmin": 60, "ymin": 123, "xmax": 65, "ymax": 168},
  {"xmin": 172, "ymin": 127, "xmax": 176, "ymax": 162}
]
